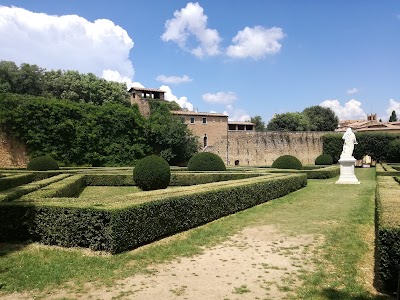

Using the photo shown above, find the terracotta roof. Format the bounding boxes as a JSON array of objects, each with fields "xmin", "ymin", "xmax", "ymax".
[
  {"xmin": 128, "ymin": 87, "xmax": 166, "ymax": 93},
  {"xmin": 228, "ymin": 121, "xmax": 255, "ymax": 126},
  {"xmin": 171, "ymin": 110, "xmax": 228, "ymax": 117}
]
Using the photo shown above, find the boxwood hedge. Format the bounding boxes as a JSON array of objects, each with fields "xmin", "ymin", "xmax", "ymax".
[
  {"xmin": 0, "ymin": 173, "xmax": 307, "ymax": 253},
  {"xmin": 376, "ymin": 175, "xmax": 400, "ymax": 293}
]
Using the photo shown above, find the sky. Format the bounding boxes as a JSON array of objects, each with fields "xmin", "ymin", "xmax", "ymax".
[{"xmin": 0, "ymin": 1, "xmax": 399, "ymax": 122}]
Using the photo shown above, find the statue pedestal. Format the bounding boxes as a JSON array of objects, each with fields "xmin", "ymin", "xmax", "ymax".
[{"xmin": 336, "ymin": 157, "xmax": 360, "ymax": 184}]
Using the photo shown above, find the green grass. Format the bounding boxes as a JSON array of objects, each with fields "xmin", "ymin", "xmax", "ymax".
[
  {"xmin": 0, "ymin": 168, "xmax": 392, "ymax": 299},
  {"xmin": 78, "ymin": 186, "xmax": 141, "ymax": 199}
]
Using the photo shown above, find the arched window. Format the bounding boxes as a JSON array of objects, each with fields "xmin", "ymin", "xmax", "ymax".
[{"xmin": 203, "ymin": 135, "xmax": 208, "ymax": 147}]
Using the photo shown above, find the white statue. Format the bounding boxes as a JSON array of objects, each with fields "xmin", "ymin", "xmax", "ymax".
[{"xmin": 340, "ymin": 128, "xmax": 358, "ymax": 159}]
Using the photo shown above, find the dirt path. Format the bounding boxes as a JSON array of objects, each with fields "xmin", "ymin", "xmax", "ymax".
[{"xmin": 3, "ymin": 225, "xmax": 320, "ymax": 300}]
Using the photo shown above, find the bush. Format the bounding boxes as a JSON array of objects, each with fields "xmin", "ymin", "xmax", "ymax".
[
  {"xmin": 187, "ymin": 152, "xmax": 226, "ymax": 171},
  {"xmin": 387, "ymin": 139, "xmax": 400, "ymax": 163},
  {"xmin": 27, "ymin": 156, "xmax": 59, "ymax": 171},
  {"xmin": 133, "ymin": 155, "xmax": 171, "ymax": 191},
  {"xmin": 272, "ymin": 155, "xmax": 302, "ymax": 170},
  {"xmin": 315, "ymin": 154, "xmax": 333, "ymax": 165}
]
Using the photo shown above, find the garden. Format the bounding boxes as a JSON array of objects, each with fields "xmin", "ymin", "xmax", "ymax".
[{"xmin": 1, "ymin": 151, "xmax": 400, "ymax": 299}]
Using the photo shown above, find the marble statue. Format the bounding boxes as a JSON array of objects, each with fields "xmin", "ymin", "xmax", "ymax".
[{"xmin": 340, "ymin": 128, "xmax": 358, "ymax": 159}]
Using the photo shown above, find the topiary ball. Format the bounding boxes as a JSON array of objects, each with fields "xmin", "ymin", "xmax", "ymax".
[
  {"xmin": 271, "ymin": 155, "xmax": 302, "ymax": 170},
  {"xmin": 27, "ymin": 155, "xmax": 59, "ymax": 171},
  {"xmin": 133, "ymin": 155, "xmax": 171, "ymax": 191},
  {"xmin": 187, "ymin": 152, "xmax": 226, "ymax": 171},
  {"xmin": 315, "ymin": 154, "xmax": 333, "ymax": 165}
]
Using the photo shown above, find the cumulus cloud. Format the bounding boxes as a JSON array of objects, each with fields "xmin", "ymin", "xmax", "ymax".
[
  {"xmin": 386, "ymin": 99, "xmax": 400, "ymax": 120},
  {"xmin": 202, "ymin": 91, "xmax": 237, "ymax": 105},
  {"xmin": 160, "ymin": 85, "xmax": 194, "ymax": 111},
  {"xmin": 320, "ymin": 99, "xmax": 367, "ymax": 120},
  {"xmin": 347, "ymin": 87, "xmax": 359, "ymax": 95},
  {"xmin": 0, "ymin": 6, "xmax": 134, "ymax": 80},
  {"xmin": 226, "ymin": 26, "xmax": 285, "ymax": 59},
  {"xmin": 156, "ymin": 74, "xmax": 193, "ymax": 84},
  {"xmin": 223, "ymin": 104, "xmax": 250, "ymax": 121},
  {"xmin": 161, "ymin": 2, "xmax": 221, "ymax": 57}
]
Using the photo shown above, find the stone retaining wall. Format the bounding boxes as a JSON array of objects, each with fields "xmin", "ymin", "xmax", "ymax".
[{"xmin": 0, "ymin": 130, "xmax": 27, "ymax": 168}]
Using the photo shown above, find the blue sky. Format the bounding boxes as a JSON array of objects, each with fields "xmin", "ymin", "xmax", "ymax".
[{"xmin": 0, "ymin": 1, "xmax": 399, "ymax": 122}]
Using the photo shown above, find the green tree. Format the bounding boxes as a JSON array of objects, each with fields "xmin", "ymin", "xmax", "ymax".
[
  {"xmin": 250, "ymin": 115, "xmax": 266, "ymax": 132},
  {"xmin": 389, "ymin": 110, "xmax": 398, "ymax": 122},
  {"xmin": 267, "ymin": 112, "xmax": 310, "ymax": 131},
  {"xmin": 145, "ymin": 101, "xmax": 199, "ymax": 165},
  {"xmin": 302, "ymin": 105, "xmax": 339, "ymax": 131},
  {"xmin": 0, "ymin": 61, "xmax": 18, "ymax": 93}
]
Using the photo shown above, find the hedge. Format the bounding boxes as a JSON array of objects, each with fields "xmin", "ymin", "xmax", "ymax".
[
  {"xmin": 0, "ymin": 173, "xmax": 307, "ymax": 253},
  {"xmin": 376, "ymin": 164, "xmax": 400, "ymax": 177},
  {"xmin": 0, "ymin": 173, "xmax": 36, "ymax": 191},
  {"xmin": 83, "ymin": 172, "xmax": 262, "ymax": 187},
  {"xmin": 0, "ymin": 174, "xmax": 70, "ymax": 202},
  {"xmin": 323, "ymin": 132, "xmax": 400, "ymax": 163},
  {"xmin": 268, "ymin": 165, "xmax": 340, "ymax": 179},
  {"xmin": 20, "ymin": 175, "xmax": 85, "ymax": 200},
  {"xmin": 376, "ymin": 175, "xmax": 400, "ymax": 292}
]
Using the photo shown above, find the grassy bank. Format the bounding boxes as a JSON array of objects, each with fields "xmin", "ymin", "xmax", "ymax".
[{"xmin": 0, "ymin": 168, "xmax": 392, "ymax": 299}]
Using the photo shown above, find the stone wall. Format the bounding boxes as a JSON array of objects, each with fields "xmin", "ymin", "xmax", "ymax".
[
  {"xmin": 0, "ymin": 130, "xmax": 27, "ymax": 168},
  {"xmin": 210, "ymin": 131, "xmax": 326, "ymax": 166}
]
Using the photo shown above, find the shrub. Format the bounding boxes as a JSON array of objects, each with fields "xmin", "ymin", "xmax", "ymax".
[
  {"xmin": 27, "ymin": 156, "xmax": 59, "ymax": 171},
  {"xmin": 272, "ymin": 155, "xmax": 302, "ymax": 170},
  {"xmin": 187, "ymin": 152, "xmax": 226, "ymax": 171},
  {"xmin": 387, "ymin": 139, "xmax": 400, "ymax": 163},
  {"xmin": 315, "ymin": 154, "xmax": 333, "ymax": 165},
  {"xmin": 133, "ymin": 155, "xmax": 171, "ymax": 191}
]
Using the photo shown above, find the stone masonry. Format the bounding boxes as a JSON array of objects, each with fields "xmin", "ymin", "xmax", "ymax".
[{"xmin": 0, "ymin": 130, "xmax": 27, "ymax": 168}]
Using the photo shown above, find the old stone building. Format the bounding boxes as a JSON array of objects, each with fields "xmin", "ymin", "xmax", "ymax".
[{"xmin": 129, "ymin": 87, "xmax": 166, "ymax": 117}]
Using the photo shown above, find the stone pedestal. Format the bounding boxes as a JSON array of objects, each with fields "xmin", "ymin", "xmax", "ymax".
[{"xmin": 336, "ymin": 157, "xmax": 360, "ymax": 184}]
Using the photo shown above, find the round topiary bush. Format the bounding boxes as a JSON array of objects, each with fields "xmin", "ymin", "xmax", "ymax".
[
  {"xmin": 315, "ymin": 153, "xmax": 333, "ymax": 165},
  {"xmin": 271, "ymin": 155, "xmax": 302, "ymax": 170},
  {"xmin": 27, "ymin": 155, "xmax": 59, "ymax": 171},
  {"xmin": 133, "ymin": 155, "xmax": 171, "ymax": 191},
  {"xmin": 187, "ymin": 152, "xmax": 226, "ymax": 171}
]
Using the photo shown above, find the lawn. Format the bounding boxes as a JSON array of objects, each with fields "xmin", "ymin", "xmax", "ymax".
[{"xmin": 0, "ymin": 168, "xmax": 393, "ymax": 299}]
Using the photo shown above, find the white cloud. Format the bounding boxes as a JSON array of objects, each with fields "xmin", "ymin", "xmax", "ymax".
[
  {"xmin": 320, "ymin": 99, "xmax": 367, "ymax": 120},
  {"xmin": 202, "ymin": 91, "xmax": 237, "ymax": 105},
  {"xmin": 347, "ymin": 88, "xmax": 359, "ymax": 95},
  {"xmin": 223, "ymin": 105, "xmax": 250, "ymax": 121},
  {"xmin": 156, "ymin": 74, "xmax": 193, "ymax": 84},
  {"xmin": 226, "ymin": 26, "xmax": 285, "ymax": 59},
  {"xmin": 386, "ymin": 99, "xmax": 400, "ymax": 120},
  {"xmin": 161, "ymin": 2, "xmax": 221, "ymax": 57},
  {"xmin": 0, "ymin": 6, "xmax": 134, "ymax": 80},
  {"xmin": 160, "ymin": 85, "xmax": 194, "ymax": 111}
]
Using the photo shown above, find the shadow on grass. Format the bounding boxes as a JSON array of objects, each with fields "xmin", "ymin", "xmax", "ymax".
[
  {"xmin": 321, "ymin": 288, "xmax": 395, "ymax": 300},
  {"xmin": 0, "ymin": 242, "xmax": 28, "ymax": 257}
]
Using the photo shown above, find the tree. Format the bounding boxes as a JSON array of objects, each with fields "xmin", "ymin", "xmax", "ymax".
[
  {"xmin": 389, "ymin": 110, "xmax": 398, "ymax": 122},
  {"xmin": 250, "ymin": 115, "xmax": 266, "ymax": 132},
  {"xmin": 302, "ymin": 105, "xmax": 339, "ymax": 131},
  {"xmin": 267, "ymin": 112, "xmax": 310, "ymax": 131},
  {"xmin": 145, "ymin": 101, "xmax": 199, "ymax": 165}
]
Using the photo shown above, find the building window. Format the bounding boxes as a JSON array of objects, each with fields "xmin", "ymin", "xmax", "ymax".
[
  {"xmin": 202, "ymin": 117, "xmax": 207, "ymax": 124},
  {"xmin": 203, "ymin": 135, "xmax": 208, "ymax": 147},
  {"xmin": 190, "ymin": 117, "xmax": 195, "ymax": 124}
]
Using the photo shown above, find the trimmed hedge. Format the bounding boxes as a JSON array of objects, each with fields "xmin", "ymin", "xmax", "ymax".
[
  {"xmin": 315, "ymin": 154, "xmax": 333, "ymax": 165},
  {"xmin": 0, "ymin": 173, "xmax": 36, "ymax": 191},
  {"xmin": 268, "ymin": 165, "xmax": 340, "ymax": 179},
  {"xmin": 272, "ymin": 155, "xmax": 302, "ymax": 170},
  {"xmin": 376, "ymin": 175, "xmax": 400, "ymax": 292},
  {"xmin": 133, "ymin": 155, "xmax": 171, "ymax": 191},
  {"xmin": 0, "ymin": 174, "xmax": 70, "ymax": 202},
  {"xmin": 187, "ymin": 152, "xmax": 226, "ymax": 171},
  {"xmin": 376, "ymin": 163, "xmax": 400, "ymax": 177},
  {"xmin": 27, "ymin": 156, "xmax": 59, "ymax": 171},
  {"xmin": 0, "ymin": 174, "xmax": 307, "ymax": 253}
]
